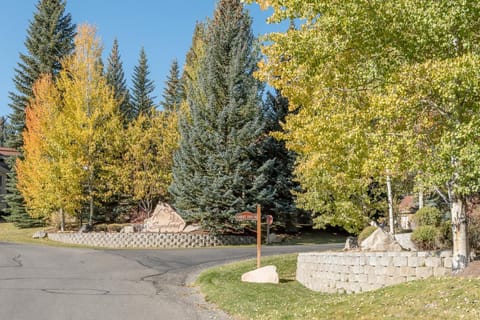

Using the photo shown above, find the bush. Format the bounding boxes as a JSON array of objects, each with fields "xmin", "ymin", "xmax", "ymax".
[
  {"xmin": 437, "ymin": 221, "xmax": 453, "ymax": 249},
  {"xmin": 468, "ymin": 209, "xmax": 480, "ymax": 254},
  {"xmin": 411, "ymin": 225, "xmax": 438, "ymax": 250},
  {"xmin": 358, "ymin": 226, "xmax": 377, "ymax": 243},
  {"xmin": 414, "ymin": 206, "xmax": 443, "ymax": 227},
  {"xmin": 107, "ymin": 224, "xmax": 124, "ymax": 233}
]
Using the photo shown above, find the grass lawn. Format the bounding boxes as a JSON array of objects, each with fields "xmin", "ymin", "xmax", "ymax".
[
  {"xmin": 0, "ymin": 222, "xmax": 88, "ymax": 248},
  {"xmin": 197, "ymin": 254, "xmax": 480, "ymax": 320}
]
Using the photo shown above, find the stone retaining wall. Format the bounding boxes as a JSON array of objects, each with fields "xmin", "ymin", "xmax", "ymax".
[
  {"xmin": 48, "ymin": 232, "xmax": 255, "ymax": 248},
  {"xmin": 297, "ymin": 251, "xmax": 452, "ymax": 294}
]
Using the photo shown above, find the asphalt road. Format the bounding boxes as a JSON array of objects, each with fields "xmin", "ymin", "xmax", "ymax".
[{"xmin": 0, "ymin": 242, "xmax": 342, "ymax": 320}]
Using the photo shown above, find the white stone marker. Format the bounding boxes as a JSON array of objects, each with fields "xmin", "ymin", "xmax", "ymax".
[{"xmin": 241, "ymin": 265, "xmax": 279, "ymax": 284}]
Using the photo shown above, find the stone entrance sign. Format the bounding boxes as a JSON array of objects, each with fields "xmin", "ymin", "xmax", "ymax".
[{"xmin": 143, "ymin": 203, "xmax": 186, "ymax": 233}]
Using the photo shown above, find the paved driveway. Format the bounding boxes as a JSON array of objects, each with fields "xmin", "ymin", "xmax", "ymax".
[{"xmin": 0, "ymin": 242, "xmax": 342, "ymax": 320}]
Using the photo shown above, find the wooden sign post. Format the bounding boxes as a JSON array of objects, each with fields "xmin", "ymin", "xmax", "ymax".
[
  {"xmin": 235, "ymin": 205, "xmax": 262, "ymax": 269},
  {"xmin": 256, "ymin": 204, "xmax": 261, "ymax": 269}
]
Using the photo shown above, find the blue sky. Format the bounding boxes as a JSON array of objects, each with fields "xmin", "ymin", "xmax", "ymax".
[{"xmin": 0, "ymin": 0, "xmax": 286, "ymax": 117}]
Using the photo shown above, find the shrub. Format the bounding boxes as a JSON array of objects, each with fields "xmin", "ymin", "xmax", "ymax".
[
  {"xmin": 358, "ymin": 226, "xmax": 377, "ymax": 243},
  {"xmin": 437, "ymin": 221, "xmax": 453, "ymax": 249},
  {"xmin": 414, "ymin": 206, "xmax": 443, "ymax": 227},
  {"xmin": 411, "ymin": 225, "xmax": 438, "ymax": 250},
  {"xmin": 468, "ymin": 209, "xmax": 480, "ymax": 254},
  {"xmin": 106, "ymin": 224, "xmax": 124, "ymax": 233}
]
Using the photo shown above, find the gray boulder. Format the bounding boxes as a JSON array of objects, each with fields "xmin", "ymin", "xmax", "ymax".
[
  {"xmin": 32, "ymin": 231, "xmax": 47, "ymax": 239},
  {"xmin": 344, "ymin": 236, "xmax": 358, "ymax": 250},
  {"xmin": 394, "ymin": 233, "xmax": 418, "ymax": 251},
  {"xmin": 360, "ymin": 228, "xmax": 403, "ymax": 251}
]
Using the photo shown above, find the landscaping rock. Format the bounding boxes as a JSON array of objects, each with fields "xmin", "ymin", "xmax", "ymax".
[
  {"xmin": 120, "ymin": 225, "xmax": 134, "ymax": 233},
  {"xmin": 32, "ymin": 231, "xmax": 47, "ymax": 239},
  {"xmin": 394, "ymin": 233, "xmax": 417, "ymax": 251},
  {"xmin": 361, "ymin": 228, "xmax": 403, "ymax": 251},
  {"xmin": 241, "ymin": 265, "xmax": 279, "ymax": 284},
  {"xmin": 267, "ymin": 233, "xmax": 284, "ymax": 243},
  {"xmin": 344, "ymin": 236, "xmax": 358, "ymax": 250},
  {"xmin": 143, "ymin": 202, "xmax": 186, "ymax": 233},
  {"xmin": 78, "ymin": 224, "xmax": 93, "ymax": 233},
  {"xmin": 183, "ymin": 224, "xmax": 202, "ymax": 233}
]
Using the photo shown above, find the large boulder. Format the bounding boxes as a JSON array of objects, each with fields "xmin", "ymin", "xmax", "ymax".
[
  {"xmin": 32, "ymin": 231, "xmax": 47, "ymax": 239},
  {"xmin": 143, "ymin": 203, "xmax": 186, "ymax": 233},
  {"xmin": 394, "ymin": 232, "xmax": 418, "ymax": 251},
  {"xmin": 360, "ymin": 228, "xmax": 403, "ymax": 251},
  {"xmin": 241, "ymin": 265, "xmax": 279, "ymax": 284}
]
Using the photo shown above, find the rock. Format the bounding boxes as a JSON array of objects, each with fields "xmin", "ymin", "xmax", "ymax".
[
  {"xmin": 183, "ymin": 224, "xmax": 202, "ymax": 233},
  {"xmin": 143, "ymin": 202, "xmax": 186, "ymax": 233},
  {"xmin": 344, "ymin": 236, "xmax": 358, "ymax": 250},
  {"xmin": 32, "ymin": 231, "xmax": 47, "ymax": 239},
  {"xmin": 394, "ymin": 233, "xmax": 417, "ymax": 251},
  {"xmin": 120, "ymin": 225, "xmax": 134, "ymax": 233},
  {"xmin": 267, "ymin": 233, "xmax": 284, "ymax": 243},
  {"xmin": 78, "ymin": 224, "xmax": 93, "ymax": 233},
  {"xmin": 241, "ymin": 265, "xmax": 279, "ymax": 284},
  {"xmin": 360, "ymin": 228, "xmax": 403, "ymax": 251}
]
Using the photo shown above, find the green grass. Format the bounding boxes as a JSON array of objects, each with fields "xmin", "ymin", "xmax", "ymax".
[
  {"xmin": 279, "ymin": 229, "xmax": 347, "ymax": 245},
  {"xmin": 0, "ymin": 222, "xmax": 89, "ymax": 248},
  {"xmin": 197, "ymin": 254, "xmax": 480, "ymax": 320}
]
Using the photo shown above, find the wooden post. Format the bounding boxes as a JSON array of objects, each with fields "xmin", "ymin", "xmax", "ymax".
[{"xmin": 257, "ymin": 204, "xmax": 261, "ymax": 269}]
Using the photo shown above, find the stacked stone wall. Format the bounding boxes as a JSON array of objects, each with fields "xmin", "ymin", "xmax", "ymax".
[
  {"xmin": 48, "ymin": 232, "xmax": 255, "ymax": 248},
  {"xmin": 296, "ymin": 251, "xmax": 452, "ymax": 294}
]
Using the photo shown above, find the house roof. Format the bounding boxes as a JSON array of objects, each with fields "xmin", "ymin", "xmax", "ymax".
[{"xmin": 0, "ymin": 147, "xmax": 20, "ymax": 157}]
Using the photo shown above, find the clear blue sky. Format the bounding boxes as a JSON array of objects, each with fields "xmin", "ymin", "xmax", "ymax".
[{"xmin": 0, "ymin": 0, "xmax": 286, "ymax": 117}]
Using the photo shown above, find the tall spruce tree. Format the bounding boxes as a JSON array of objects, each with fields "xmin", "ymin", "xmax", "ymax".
[
  {"xmin": 160, "ymin": 59, "xmax": 183, "ymax": 112},
  {"xmin": 106, "ymin": 38, "xmax": 132, "ymax": 121},
  {"xmin": 130, "ymin": 48, "xmax": 156, "ymax": 117},
  {"xmin": 5, "ymin": 0, "xmax": 75, "ymax": 228},
  {"xmin": 170, "ymin": 0, "xmax": 274, "ymax": 232},
  {"xmin": 259, "ymin": 90, "xmax": 300, "ymax": 231}
]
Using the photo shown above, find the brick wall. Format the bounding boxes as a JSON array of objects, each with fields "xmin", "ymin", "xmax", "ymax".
[
  {"xmin": 296, "ymin": 251, "xmax": 452, "ymax": 294},
  {"xmin": 48, "ymin": 232, "xmax": 255, "ymax": 248}
]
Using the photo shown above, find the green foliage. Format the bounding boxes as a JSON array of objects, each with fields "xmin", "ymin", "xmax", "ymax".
[
  {"xmin": 358, "ymin": 226, "xmax": 377, "ymax": 242},
  {"xmin": 160, "ymin": 59, "xmax": 183, "ymax": 112},
  {"xmin": 130, "ymin": 48, "xmax": 156, "ymax": 117},
  {"xmin": 411, "ymin": 225, "xmax": 439, "ymax": 250},
  {"xmin": 170, "ymin": 0, "xmax": 274, "ymax": 232},
  {"xmin": 438, "ymin": 220, "xmax": 453, "ymax": 249},
  {"xmin": 414, "ymin": 206, "xmax": 443, "ymax": 227},
  {"xmin": 105, "ymin": 38, "xmax": 131, "ymax": 122},
  {"xmin": 249, "ymin": 0, "xmax": 480, "ymax": 239},
  {"xmin": 468, "ymin": 208, "xmax": 480, "ymax": 253},
  {"xmin": 5, "ymin": 0, "xmax": 75, "ymax": 228}
]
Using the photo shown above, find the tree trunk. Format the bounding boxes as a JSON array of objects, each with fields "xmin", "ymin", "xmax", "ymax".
[
  {"xmin": 451, "ymin": 198, "xmax": 468, "ymax": 272},
  {"xmin": 386, "ymin": 174, "xmax": 394, "ymax": 234},
  {"xmin": 59, "ymin": 208, "xmax": 65, "ymax": 232},
  {"xmin": 418, "ymin": 189, "xmax": 424, "ymax": 209}
]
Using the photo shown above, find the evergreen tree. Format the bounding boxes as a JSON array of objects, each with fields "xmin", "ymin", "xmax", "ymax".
[
  {"xmin": 0, "ymin": 117, "xmax": 9, "ymax": 146},
  {"xmin": 160, "ymin": 59, "xmax": 183, "ymax": 112},
  {"xmin": 258, "ymin": 90, "xmax": 300, "ymax": 231},
  {"xmin": 170, "ymin": 0, "xmax": 274, "ymax": 232},
  {"xmin": 5, "ymin": 0, "xmax": 75, "ymax": 228},
  {"xmin": 130, "ymin": 48, "xmax": 156, "ymax": 117},
  {"xmin": 106, "ymin": 38, "xmax": 132, "ymax": 121}
]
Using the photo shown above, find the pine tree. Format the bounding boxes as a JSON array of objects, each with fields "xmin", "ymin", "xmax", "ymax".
[
  {"xmin": 259, "ymin": 90, "xmax": 300, "ymax": 231},
  {"xmin": 5, "ymin": 0, "xmax": 75, "ymax": 228},
  {"xmin": 106, "ymin": 38, "xmax": 132, "ymax": 121},
  {"xmin": 130, "ymin": 48, "xmax": 156, "ymax": 117},
  {"xmin": 160, "ymin": 59, "xmax": 183, "ymax": 112},
  {"xmin": 170, "ymin": 0, "xmax": 274, "ymax": 232}
]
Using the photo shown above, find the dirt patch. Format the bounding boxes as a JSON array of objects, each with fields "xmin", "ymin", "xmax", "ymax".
[{"xmin": 456, "ymin": 261, "xmax": 480, "ymax": 278}]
